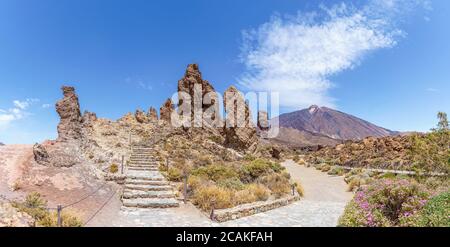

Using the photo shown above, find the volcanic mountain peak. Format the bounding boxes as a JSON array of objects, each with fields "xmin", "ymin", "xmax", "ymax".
[
  {"xmin": 278, "ymin": 106, "xmax": 397, "ymax": 141},
  {"xmin": 308, "ymin": 105, "xmax": 320, "ymax": 114}
]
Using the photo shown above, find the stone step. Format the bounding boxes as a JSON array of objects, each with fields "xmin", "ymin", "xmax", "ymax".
[
  {"xmin": 122, "ymin": 190, "xmax": 174, "ymax": 199},
  {"xmin": 131, "ymin": 150, "xmax": 155, "ymax": 153},
  {"xmin": 126, "ymin": 171, "xmax": 165, "ymax": 181},
  {"xmin": 122, "ymin": 198, "xmax": 179, "ymax": 208},
  {"xmin": 128, "ymin": 164, "xmax": 159, "ymax": 168},
  {"xmin": 125, "ymin": 184, "xmax": 173, "ymax": 191},
  {"xmin": 125, "ymin": 179, "xmax": 169, "ymax": 186},
  {"xmin": 129, "ymin": 160, "xmax": 158, "ymax": 164},
  {"xmin": 128, "ymin": 167, "xmax": 159, "ymax": 171}
]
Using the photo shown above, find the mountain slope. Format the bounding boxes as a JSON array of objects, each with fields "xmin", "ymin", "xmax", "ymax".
[
  {"xmin": 277, "ymin": 105, "xmax": 396, "ymax": 140},
  {"xmin": 270, "ymin": 127, "xmax": 342, "ymax": 148}
]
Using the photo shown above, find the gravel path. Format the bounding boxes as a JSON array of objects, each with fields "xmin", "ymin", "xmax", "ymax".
[{"xmin": 89, "ymin": 160, "xmax": 353, "ymax": 227}]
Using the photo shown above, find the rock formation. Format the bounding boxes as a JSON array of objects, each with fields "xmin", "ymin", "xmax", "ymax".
[
  {"xmin": 147, "ymin": 107, "xmax": 158, "ymax": 121},
  {"xmin": 160, "ymin": 98, "xmax": 174, "ymax": 123},
  {"xmin": 33, "ymin": 143, "xmax": 50, "ymax": 166},
  {"xmin": 223, "ymin": 86, "xmax": 258, "ymax": 152},
  {"xmin": 257, "ymin": 111, "xmax": 270, "ymax": 131},
  {"xmin": 135, "ymin": 109, "xmax": 149, "ymax": 124},
  {"xmin": 56, "ymin": 86, "xmax": 82, "ymax": 141},
  {"xmin": 177, "ymin": 64, "xmax": 220, "ymax": 127},
  {"xmin": 82, "ymin": 111, "xmax": 97, "ymax": 127}
]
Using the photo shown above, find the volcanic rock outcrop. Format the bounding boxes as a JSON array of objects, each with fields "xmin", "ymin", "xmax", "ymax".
[
  {"xmin": 257, "ymin": 111, "xmax": 270, "ymax": 131},
  {"xmin": 223, "ymin": 86, "xmax": 258, "ymax": 152},
  {"xmin": 56, "ymin": 86, "xmax": 82, "ymax": 142},
  {"xmin": 160, "ymin": 98, "xmax": 174, "ymax": 123},
  {"xmin": 135, "ymin": 109, "xmax": 149, "ymax": 124},
  {"xmin": 148, "ymin": 107, "xmax": 158, "ymax": 121},
  {"xmin": 177, "ymin": 64, "xmax": 220, "ymax": 127}
]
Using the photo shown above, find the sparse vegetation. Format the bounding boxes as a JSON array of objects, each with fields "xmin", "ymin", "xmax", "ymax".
[
  {"xmin": 13, "ymin": 192, "xmax": 82, "ymax": 227},
  {"xmin": 109, "ymin": 163, "xmax": 119, "ymax": 173},
  {"xmin": 167, "ymin": 167, "xmax": 183, "ymax": 182}
]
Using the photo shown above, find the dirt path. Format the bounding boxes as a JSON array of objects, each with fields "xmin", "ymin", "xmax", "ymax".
[
  {"xmin": 89, "ymin": 160, "xmax": 353, "ymax": 227},
  {"xmin": 283, "ymin": 160, "xmax": 353, "ymax": 203}
]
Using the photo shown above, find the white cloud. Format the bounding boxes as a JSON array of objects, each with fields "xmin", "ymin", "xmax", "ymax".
[
  {"xmin": 238, "ymin": 0, "xmax": 430, "ymax": 110},
  {"xmin": 125, "ymin": 77, "xmax": 153, "ymax": 91},
  {"xmin": 42, "ymin": 104, "xmax": 51, "ymax": 108},
  {"xmin": 0, "ymin": 98, "xmax": 39, "ymax": 126}
]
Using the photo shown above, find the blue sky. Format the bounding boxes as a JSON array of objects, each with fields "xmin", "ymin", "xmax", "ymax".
[{"xmin": 0, "ymin": 0, "xmax": 449, "ymax": 144}]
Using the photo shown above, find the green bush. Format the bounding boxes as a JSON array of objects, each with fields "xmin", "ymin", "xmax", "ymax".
[
  {"xmin": 239, "ymin": 159, "xmax": 283, "ymax": 183},
  {"xmin": 217, "ymin": 177, "xmax": 245, "ymax": 190},
  {"xmin": 417, "ymin": 191, "xmax": 450, "ymax": 227},
  {"xmin": 191, "ymin": 164, "xmax": 238, "ymax": 182},
  {"xmin": 328, "ymin": 166, "xmax": 345, "ymax": 176}
]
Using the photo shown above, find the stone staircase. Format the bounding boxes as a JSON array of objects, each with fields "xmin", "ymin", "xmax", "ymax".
[{"xmin": 121, "ymin": 145, "xmax": 179, "ymax": 208}]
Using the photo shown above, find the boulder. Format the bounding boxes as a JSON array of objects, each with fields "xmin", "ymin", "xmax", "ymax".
[
  {"xmin": 33, "ymin": 143, "xmax": 50, "ymax": 166},
  {"xmin": 56, "ymin": 86, "xmax": 82, "ymax": 141},
  {"xmin": 270, "ymin": 146, "xmax": 281, "ymax": 160}
]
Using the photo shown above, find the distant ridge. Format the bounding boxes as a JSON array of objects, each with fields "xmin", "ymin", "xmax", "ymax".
[{"xmin": 275, "ymin": 105, "xmax": 397, "ymax": 142}]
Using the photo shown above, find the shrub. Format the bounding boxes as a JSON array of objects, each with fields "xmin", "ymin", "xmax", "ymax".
[
  {"xmin": 297, "ymin": 158, "xmax": 307, "ymax": 166},
  {"xmin": 217, "ymin": 177, "xmax": 245, "ymax": 190},
  {"xmin": 38, "ymin": 210, "xmax": 83, "ymax": 227},
  {"xmin": 294, "ymin": 182, "xmax": 305, "ymax": 197},
  {"xmin": 196, "ymin": 155, "xmax": 213, "ymax": 166},
  {"xmin": 243, "ymin": 154, "xmax": 256, "ymax": 161},
  {"xmin": 167, "ymin": 167, "xmax": 183, "ymax": 182},
  {"xmin": 234, "ymin": 189, "xmax": 257, "ymax": 205},
  {"xmin": 328, "ymin": 166, "xmax": 345, "ymax": 176},
  {"xmin": 247, "ymin": 184, "xmax": 270, "ymax": 201},
  {"xmin": 339, "ymin": 179, "xmax": 431, "ymax": 227},
  {"xmin": 416, "ymin": 191, "xmax": 450, "ymax": 227},
  {"xmin": 187, "ymin": 175, "xmax": 208, "ymax": 192},
  {"xmin": 191, "ymin": 164, "xmax": 238, "ymax": 182},
  {"xmin": 239, "ymin": 159, "xmax": 283, "ymax": 183},
  {"xmin": 13, "ymin": 192, "xmax": 82, "ymax": 227},
  {"xmin": 321, "ymin": 165, "xmax": 331, "ymax": 172},
  {"xmin": 261, "ymin": 173, "xmax": 290, "ymax": 198},
  {"xmin": 191, "ymin": 185, "xmax": 234, "ymax": 211},
  {"xmin": 109, "ymin": 164, "xmax": 119, "ymax": 173}
]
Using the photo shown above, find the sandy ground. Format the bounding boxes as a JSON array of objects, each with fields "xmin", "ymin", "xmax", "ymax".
[
  {"xmin": 0, "ymin": 145, "xmax": 32, "ymax": 200},
  {"xmin": 0, "ymin": 144, "xmax": 119, "ymax": 224}
]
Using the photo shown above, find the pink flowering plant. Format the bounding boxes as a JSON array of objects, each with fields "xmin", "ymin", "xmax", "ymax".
[{"xmin": 339, "ymin": 179, "xmax": 431, "ymax": 227}]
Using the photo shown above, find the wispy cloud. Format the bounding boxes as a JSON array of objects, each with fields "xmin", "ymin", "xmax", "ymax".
[
  {"xmin": 42, "ymin": 103, "xmax": 51, "ymax": 108},
  {"xmin": 125, "ymin": 77, "xmax": 153, "ymax": 91},
  {"xmin": 0, "ymin": 98, "xmax": 39, "ymax": 126},
  {"xmin": 426, "ymin": 87, "xmax": 438, "ymax": 92},
  {"xmin": 238, "ymin": 0, "xmax": 431, "ymax": 109}
]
